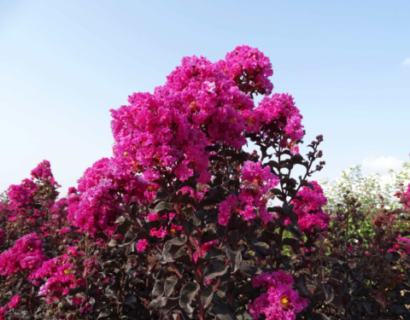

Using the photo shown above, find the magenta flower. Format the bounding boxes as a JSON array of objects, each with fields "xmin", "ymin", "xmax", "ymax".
[
  {"xmin": 0, "ymin": 233, "xmax": 47, "ymax": 276},
  {"xmin": 110, "ymin": 47, "xmax": 271, "ymax": 186},
  {"xmin": 136, "ymin": 239, "xmax": 148, "ymax": 252},
  {"xmin": 249, "ymin": 271, "xmax": 308, "ymax": 320},
  {"xmin": 67, "ymin": 157, "xmax": 147, "ymax": 235},
  {"xmin": 239, "ymin": 161, "xmax": 279, "ymax": 222},
  {"xmin": 218, "ymin": 194, "xmax": 238, "ymax": 226},
  {"xmin": 31, "ymin": 247, "xmax": 81, "ymax": 304},
  {"xmin": 30, "ymin": 160, "xmax": 57, "ymax": 185},
  {"xmin": 223, "ymin": 45, "xmax": 274, "ymax": 95},
  {"xmin": 256, "ymin": 93, "xmax": 304, "ymax": 153},
  {"xmin": 147, "ymin": 212, "xmax": 159, "ymax": 221},
  {"xmin": 288, "ymin": 181, "xmax": 330, "ymax": 234},
  {"xmin": 217, "ymin": 162, "xmax": 280, "ymax": 225},
  {"xmin": 8, "ymin": 295, "xmax": 21, "ymax": 309},
  {"xmin": 7, "ymin": 179, "xmax": 37, "ymax": 207},
  {"xmin": 0, "ymin": 306, "xmax": 7, "ymax": 320}
]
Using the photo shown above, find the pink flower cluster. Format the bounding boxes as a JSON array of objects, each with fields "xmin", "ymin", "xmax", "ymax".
[
  {"xmin": 68, "ymin": 157, "xmax": 147, "ymax": 235},
  {"xmin": 8, "ymin": 295, "xmax": 20, "ymax": 309},
  {"xmin": 136, "ymin": 239, "xmax": 148, "ymax": 252},
  {"xmin": 0, "ymin": 295, "xmax": 22, "ymax": 318},
  {"xmin": 110, "ymin": 46, "xmax": 277, "ymax": 184},
  {"xmin": 249, "ymin": 270, "xmax": 308, "ymax": 320},
  {"xmin": 7, "ymin": 179, "xmax": 37, "ymax": 208},
  {"xmin": 218, "ymin": 161, "xmax": 279, "ymax": 225},
  {"xmin": 291, "ymin": 181, "xmax": 330, "ymax": 233},
  {"xmin": 31, "ymin": 247, "xmax": 81, "ymax": 304},
  {"xmin": 239, "ymin": 161, "xmax": 279, "ymax": 222},
  {"xmin": 33, "ymin": 197, "xmax": 70, "ymax": 237},
  {"xmin": 0, "ymin": 307, "xmax": 7, "ymax": 320},
  {"xmin": 218, "ymin": 195, "xmax": 238, "ymax": 226},
  {"xmin": 6, "ymin": 160, "xmax": 60, "ymax": 220},
  {"xmin": 0, "ymin": 233, "xmax": 47, "ymax": 276},
  {"xmin": 222, "ymin": 45, "xmax": 274, "ymax": 96},
  {"xmin": 50, "ymin": 196, "xmax": 68, "ymax": 213},
  {"xmin": 30, "ymin": 160, "xmax": 58, "ymax": 186},
  {"xmin": 148, "ymin": 212, "xmax": 183, "ymax": 238},
  {"xmin": 256, "ymin": 93, "xmax": 304, "ymax": 154},
  {"xmin": 178, "ymin": 186, "xmax": 206, "ymax": 201}
]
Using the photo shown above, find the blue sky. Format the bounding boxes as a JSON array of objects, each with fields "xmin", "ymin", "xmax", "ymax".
[{"xmin": 1, "ymin": 0, "xmax": 409, "ymax": 194}]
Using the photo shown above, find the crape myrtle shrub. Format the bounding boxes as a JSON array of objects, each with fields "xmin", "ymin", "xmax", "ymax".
[{"xmin": 0, "ymin": 46, "xmax": 409, "ymax": 320}]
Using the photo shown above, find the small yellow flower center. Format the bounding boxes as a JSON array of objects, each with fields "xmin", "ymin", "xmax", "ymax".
[
  {"xmin": 64, "ymin": 269, "xmax": 70, "ymax": 275},
  {"xmin": 280, "ymin": 296, "xmax": 292, "ymax": 311}
]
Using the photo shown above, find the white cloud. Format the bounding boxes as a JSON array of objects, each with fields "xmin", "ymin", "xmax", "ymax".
[
  {"xmin": 362, "ymin": 156, "xmax": 403, "ymax": 175},
  {"xmin": 402, "ymin": 57, "xmax": 410, "ymax": 66}
]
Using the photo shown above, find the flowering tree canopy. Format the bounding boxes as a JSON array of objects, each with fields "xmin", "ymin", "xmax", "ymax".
[{"xmin": 0, "ymin": 45, "xmax": 409, "ymax": 320}]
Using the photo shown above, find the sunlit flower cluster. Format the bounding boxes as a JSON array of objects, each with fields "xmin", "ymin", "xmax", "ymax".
[{"xmin": 249, "ymin": 270, "xmax": 308, "ymax": 320}]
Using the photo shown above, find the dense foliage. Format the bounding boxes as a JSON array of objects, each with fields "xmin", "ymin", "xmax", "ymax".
[{"xmin": 0, "ymin": 46, "xmax": 409, "ymax": 320}]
